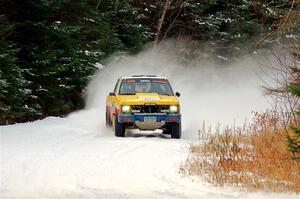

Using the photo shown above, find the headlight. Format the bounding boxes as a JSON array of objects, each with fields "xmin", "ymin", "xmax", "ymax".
[
  {"xmin": 169, "ymin": 105, "xmax": 178, "ymax": 113},
  {"xmin": 121, "ymin": 105, "xmax": 131, "ymax": 113}
]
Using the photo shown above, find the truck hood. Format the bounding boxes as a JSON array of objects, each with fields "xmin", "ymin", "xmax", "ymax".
[{"xmin": 117, "ymin": 93, "xmax": 179, "ymax": 105}]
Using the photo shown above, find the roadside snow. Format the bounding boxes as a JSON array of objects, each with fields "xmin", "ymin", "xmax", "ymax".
[{"xmin": 0, "ymin": 110, "xmax": 298, "ymax": 199}]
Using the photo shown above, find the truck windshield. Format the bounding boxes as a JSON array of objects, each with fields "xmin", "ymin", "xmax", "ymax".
[{"xmin": 119, "ymin": 78, "xmax": 174, "ymax": 96}]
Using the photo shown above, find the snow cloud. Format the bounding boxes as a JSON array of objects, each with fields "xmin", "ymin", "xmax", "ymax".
[{"xmin": 82, "ymin": 40, "xmax": 270, "ymax": 139}]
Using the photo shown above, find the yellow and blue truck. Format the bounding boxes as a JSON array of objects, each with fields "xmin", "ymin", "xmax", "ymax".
[{"xmin": 106, "ymin": 75, "xmax": 181, "ymax": 138}]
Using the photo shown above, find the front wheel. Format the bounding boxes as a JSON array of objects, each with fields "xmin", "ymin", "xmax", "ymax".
[
  {"xmin": 166, "ymin": 122, "xmax": 181, "ymax": 139},
  {"xmin": 114, "ymin": 115, "xmax": 125, "ymax": 137},
  {"xmin": 162, "ymin": 124, "xmax": 171, "ymax": 134},
  {"xmin": 106, "ymin": 110, "xmax": 112, "ymax": 127}
]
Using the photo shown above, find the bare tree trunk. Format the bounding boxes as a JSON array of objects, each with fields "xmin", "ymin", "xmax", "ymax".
[
  {"xmin": 96, "ymin": 0, "xmax": 101, "ymax": 10},
  {"xmin": 154, "ymin": 0, "xmax": 170, "ymax": 45},
  {"xmin": 256, "ymin": 0, "xmax": 296, "ymax": 47},
  {"xmin": 163, "ymin": 0, "xmax": 184, "ymax": 40}
]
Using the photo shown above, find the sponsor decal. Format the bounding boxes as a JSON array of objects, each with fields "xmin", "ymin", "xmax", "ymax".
[
  {"xmin": 152, "ymin": 80, "xmax": 168, "ymax": 84},
  {"xmin": 123, "ymin": 79, "xmax": 168, "ymax": 84},
  {"xmin": 139, "ymin": 79, "xmax": 151, "ymax": 83},
  {"xmin": 124, "ymin": 79, "xmax": 136, "ymax": 83},
  {"xmin": 139, "ymin": 98, "xmax": 160, "ymax": 101}
]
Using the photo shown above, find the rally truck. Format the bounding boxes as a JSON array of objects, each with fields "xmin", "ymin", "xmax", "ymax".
[{"xmin": 106, "ymin": 75, "xmax": 181, "ymax": 139}]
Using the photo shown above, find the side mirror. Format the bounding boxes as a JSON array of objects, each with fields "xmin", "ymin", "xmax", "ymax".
[
  {"xmin": 175, "ymin": 92, "xmax": 181, "ymax": 97},
  {"xmin": 109, "ymin": 92, "xmax": 116, "ymax": 96}
]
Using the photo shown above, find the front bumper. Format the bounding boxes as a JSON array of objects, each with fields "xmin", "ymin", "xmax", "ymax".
[{"xmin": 118, "ymin": 114, "xmax": 181, "ymax": 124}]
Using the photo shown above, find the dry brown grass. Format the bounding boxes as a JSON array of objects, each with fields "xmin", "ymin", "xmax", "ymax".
[{"xmin": 180, "ymin": 111, "xmax": 300, "ymax": 192}]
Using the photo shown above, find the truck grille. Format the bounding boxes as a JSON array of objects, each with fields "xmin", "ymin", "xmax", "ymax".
[{"xmin": 131, "ymin": 105, "xmax": 169, "ymax": 113}]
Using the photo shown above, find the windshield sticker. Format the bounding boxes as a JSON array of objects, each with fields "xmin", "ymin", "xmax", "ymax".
[
  {"xmin": 152, "ymin": 80, "xmax": 168, "ymax": 84},
  {"xmin": 139, "ymin": 79, "xmax": 151, "ymax": 83},
  {"xmin": 124, "ymin": 79, "xmax": 136, "ymax": 83},
  {"xmin": 124, "ymin": 79, "xmax": 168, "ymax": 84}
]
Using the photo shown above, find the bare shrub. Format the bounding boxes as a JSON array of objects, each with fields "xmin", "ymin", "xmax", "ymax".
[
  {"xmin": 180, "ymin": 111, "xmax": 300, "ymax": 192},
  {"xmin": 262, "ymin": 48, "xmax": 300, "ymax": 125}
]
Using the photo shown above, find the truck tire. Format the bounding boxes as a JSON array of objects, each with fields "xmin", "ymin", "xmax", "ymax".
[
  {"xmin": 114, "ymin": 114, "xmax": 125, "ymax": 137},
  {"xmin": 167, "ymin": 122, "xmax": 181, "ymax": 139},
  {"xmin": 106, "ymin": 110, "xmax": 112, "ymax": 127},
  {"xmin": 163, "ymin": 124, "xmax": 171, "ymax": 134}
]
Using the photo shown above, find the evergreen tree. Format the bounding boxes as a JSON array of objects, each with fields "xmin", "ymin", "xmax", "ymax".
[
  {"xmin": 0, "ymin": 0, "xmax": 296, "ymax": 123},
  {"xmin": 0, "ymin": 0, "xmax": 149, "ymax": 121},
  {"xmin": 97, "ymin": 0, "xmax": 150, "ymax": 53},
  {"xmin": 0, "ymin": 16, "xmax": 40, "ymax": 123}
]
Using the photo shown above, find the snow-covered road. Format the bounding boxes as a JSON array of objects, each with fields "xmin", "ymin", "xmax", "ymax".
[{"xmin": 0, "ymin": 110, "xmax": 298, "ymax": 199}]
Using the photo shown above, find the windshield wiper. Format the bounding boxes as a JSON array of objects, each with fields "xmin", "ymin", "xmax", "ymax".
[
  {"xmin": 119, "ymin": 93, "xmax": 136, "ymax": 95},
  {"xmin": 158, "ymin": 93, "xmax": 172, "ymax": 96}
]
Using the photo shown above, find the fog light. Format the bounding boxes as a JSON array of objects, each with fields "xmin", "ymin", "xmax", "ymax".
[
  {"xmin": 122, "ymin": 105, "xmax": 131, "ymax": 113},
  {"xmin": 169, "ymin": 105, "xmax": 178, "ymax": 113}
]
